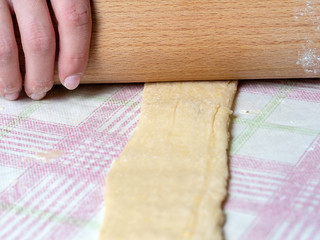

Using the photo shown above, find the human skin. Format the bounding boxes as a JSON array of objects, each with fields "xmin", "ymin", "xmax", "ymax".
[{"xmin": 0, "ymin": 0, "xmax": 92, "ymax": 100}]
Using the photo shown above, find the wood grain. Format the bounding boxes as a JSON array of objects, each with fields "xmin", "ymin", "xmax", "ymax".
[{"xmin": 25, "ymin": 1, "xmax": 320, "ymax": 82}]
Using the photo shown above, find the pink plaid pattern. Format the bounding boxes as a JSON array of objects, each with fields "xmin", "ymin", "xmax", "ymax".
[
  {"xmin": 0, "ymin": 84, "xmax": 142, "ymax": 240},
  {"xmin": 225, "ymin": 80, "xmax": 320, "ymax": 240},
  {"xmin": 0, "ymin": 80, "xmax": 319, "ymax": 240}
]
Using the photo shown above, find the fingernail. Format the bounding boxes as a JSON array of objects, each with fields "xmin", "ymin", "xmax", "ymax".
[
  {"xmin": 5, "ymin": 92, "xmax": 20, "ymax": 101},
  {"xmin": 30, "ymin": 92, "xmax": 47, "ymax": 100},
  {"xmin": 64, "ymin": 74, "xmax": 81, "ymax": 90}
]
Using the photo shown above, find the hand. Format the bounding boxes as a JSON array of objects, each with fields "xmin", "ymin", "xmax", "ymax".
[{"xmin": 0, "ymin": 0, "xmax": 92, "ymax": 100}]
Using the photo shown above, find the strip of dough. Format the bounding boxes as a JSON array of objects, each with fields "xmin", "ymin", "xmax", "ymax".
[{"xmin": 100, "ymin": 81, "xmax": 237, "ymax": 240}]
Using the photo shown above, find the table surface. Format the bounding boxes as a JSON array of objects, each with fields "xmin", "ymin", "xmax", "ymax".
[{"xmin": 0, "ymin": 80, "xmax": 319, "ymax": 240}]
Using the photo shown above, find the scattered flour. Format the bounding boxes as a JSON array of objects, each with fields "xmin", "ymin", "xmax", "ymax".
[{"xmin": 295, "ymin": 1, "xmax": 320, "ymax": 74}]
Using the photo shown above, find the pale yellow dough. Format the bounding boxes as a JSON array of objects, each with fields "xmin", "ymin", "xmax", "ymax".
[{"xmin": 100, "ymin": 81, "xmax": 237, "ymax": 240}]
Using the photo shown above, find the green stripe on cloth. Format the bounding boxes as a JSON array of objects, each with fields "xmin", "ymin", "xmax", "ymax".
[
  {"xmin": 230, "ymin": 82, "xmax": 295, "ymax": 155},
  {"xmin": 0, "ymin": 102, "xmax": 44, "ymax": 138},
  {"xmin": 0, "ymin": 201, "xmax": 100, "ymax": 229}
]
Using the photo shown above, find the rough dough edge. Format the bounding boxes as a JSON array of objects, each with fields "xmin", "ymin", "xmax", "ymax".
[{"xmin": 100, "ymin": 81, "xmax": 238, "ymax": 240}]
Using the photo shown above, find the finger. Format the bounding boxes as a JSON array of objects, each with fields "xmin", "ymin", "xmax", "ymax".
[
  {"xmin": 13, "ymin": 0, "xmax": 55, "ymax": 100},
  {"xmin": 0, "ymin": 1, "xmax": 22, "ymax": 100},
  {"xmin": 51, "ymin": 0, "xmax": 91, "ymax": 90}
]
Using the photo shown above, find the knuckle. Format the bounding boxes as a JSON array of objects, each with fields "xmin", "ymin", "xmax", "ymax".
[
  {"xmin": 63, "ymin": 51, "xmax": 88, "ymax": 67},
  {"xmin": 0, "ymin": 38, "xmax": 16, "ymax": 60},
  {"xmin": 26, "ymin": 36, "xmax": 54, "ymax": 53},
  {"xmin": 69, "ymin": 52, "xmax": 87, "ymax": 62},
  {"xmin": 64, "ymin": 4, "xmax": 91, "ymax": 27},
  {"xmin": 24, "ymin": 26, "xmax": 55, "ymax": 53}
]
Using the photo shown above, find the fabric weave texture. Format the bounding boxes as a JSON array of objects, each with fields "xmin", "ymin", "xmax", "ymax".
[{"xmin": 0, "ymin": 80, "xmax": 319, "ymax": 240}]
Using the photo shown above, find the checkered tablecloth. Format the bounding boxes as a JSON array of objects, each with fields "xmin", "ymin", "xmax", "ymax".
[{"xmin": 0, "ymin": 80, "xmax": 319, "ymax": 240}]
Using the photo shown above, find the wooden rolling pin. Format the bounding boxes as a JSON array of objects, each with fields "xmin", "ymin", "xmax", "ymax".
[{"xmin": 21, "ymin": 1, "xmax": 320, "ymax": 83}]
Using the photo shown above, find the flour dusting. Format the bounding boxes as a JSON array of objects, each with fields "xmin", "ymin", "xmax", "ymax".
[
  {"xmin": 296, "ymin": 40, "xmax": 320, "ymax": 74},
  {"xmin": 295, "ymin": 1, "xmax": 320, "ymax": 74}
]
